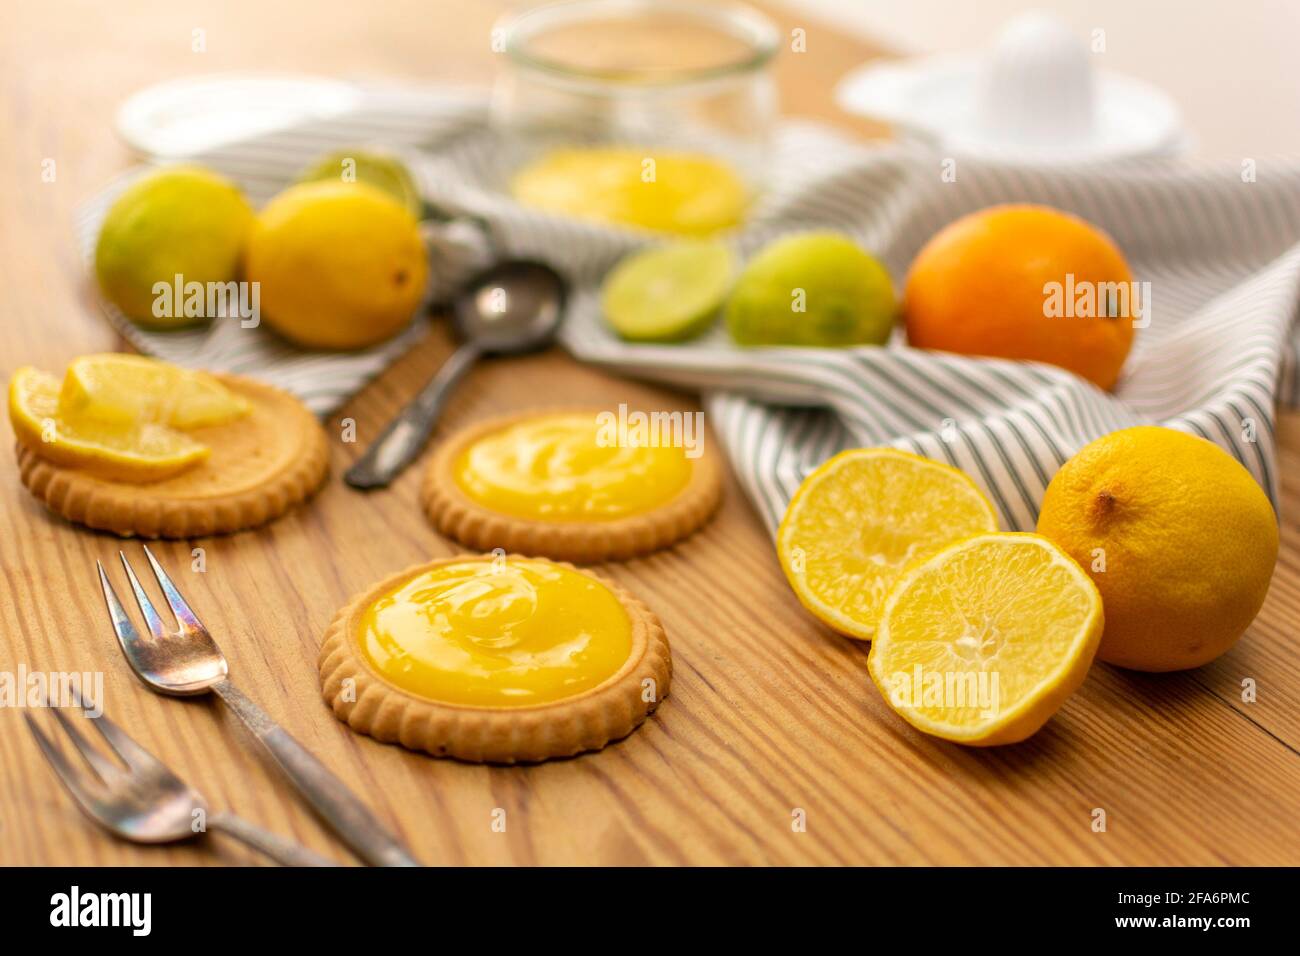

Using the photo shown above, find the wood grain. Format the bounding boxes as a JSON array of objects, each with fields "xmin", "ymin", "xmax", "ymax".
[{"xmin": 2, "ymin": 0, "xmax": 1298, "ymax": 866}]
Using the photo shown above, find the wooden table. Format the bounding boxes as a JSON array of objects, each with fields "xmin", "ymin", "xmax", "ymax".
[{"xmin": 3, "ymin": 0, "xmax": 1298, "ymax": 867}]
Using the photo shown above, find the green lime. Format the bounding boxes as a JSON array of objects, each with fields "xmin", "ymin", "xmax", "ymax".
[
  {"xmin": 296, "ymin": 148, "xmax": 422, "ymax": 217},
  {"xmin": 601, "ymin": 240, "xmax": 734, "ymax": 342},
  {"xmin": 726, "ymin": 232, "xmax": 896, "ymax": 347},
  {"xmin": 94, "ymin": 166, "xmax": 254, "ymax": 328}
]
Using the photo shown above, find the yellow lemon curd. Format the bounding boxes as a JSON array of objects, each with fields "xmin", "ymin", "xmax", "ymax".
[
  {"xmin": 510, "ymin": 146, "xmax": 747, "ymax": 236},
  {"xmin": 359, "ymin": 559, "xmax": 632, "ymax": 707},
  {"xmin": 453, "ymin": 412, "xmax": 693, "ymax": 522}
]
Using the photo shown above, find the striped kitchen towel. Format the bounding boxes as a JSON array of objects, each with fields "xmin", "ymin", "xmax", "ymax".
[{"xmin": 77, "ymin": 87, "xmax": 1300, "ymax": 533}]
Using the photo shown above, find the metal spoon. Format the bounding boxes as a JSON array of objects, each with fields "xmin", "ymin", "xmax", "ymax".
[{"xmin": 344, "ymin": 259, "xmax": 567, "ymax": 489}]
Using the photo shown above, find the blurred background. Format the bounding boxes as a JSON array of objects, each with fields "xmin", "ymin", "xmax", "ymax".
[{"xmin": 791, "ymin": 0, "xmax": 1300, "ymax": 155}]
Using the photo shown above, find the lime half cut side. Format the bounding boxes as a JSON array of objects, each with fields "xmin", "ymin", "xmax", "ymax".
[{"xmin": 601, "ymin": 240, "xmax": 735, "ymax": 343}]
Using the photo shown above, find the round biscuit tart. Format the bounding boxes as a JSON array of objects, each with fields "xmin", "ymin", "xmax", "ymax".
[
  {"xmin": 15, "ymin": 374, "xmax": 328, "ymax": 538},
  {"xmin": 318, "ymin": 554, "xmax": 671, "ymax": 763},
  {"xmin": 421, "ymin": 407, "xmax": 722, "ymax": 562}
]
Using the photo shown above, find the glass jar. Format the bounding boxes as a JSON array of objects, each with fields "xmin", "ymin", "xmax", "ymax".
[{"xmin": 491, "ymin": 0, "xmax": 780, "ymax": 235}]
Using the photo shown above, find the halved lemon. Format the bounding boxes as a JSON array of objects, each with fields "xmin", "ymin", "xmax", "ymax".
[
  {"xmin": 777, "ymin": 448, "xmax": 998, "ymax": 640},
  {"xmin": 59, "ymin": 353, "xmax": 250, "ymax": 428},
  {"xmin": 868, "ymin": 532, "xmax": 1103, "ymax": 746},
  {"xmin": 9, "ymin": 366, "xmax": 210, "ymax": 482}
]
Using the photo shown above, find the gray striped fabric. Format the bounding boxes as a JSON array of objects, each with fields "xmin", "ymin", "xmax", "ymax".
[{"xmin": 79, "ymin": 88, "xmax": 1300, "ymax": 534}]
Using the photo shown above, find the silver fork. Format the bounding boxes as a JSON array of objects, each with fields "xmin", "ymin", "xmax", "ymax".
[
  {"xmin": 98, "ymin": 546, "xmax": 420, "ymax": 867},
  {"xmin": 24, "ymin": 691, "xmax": 336, "ymax": 866}
]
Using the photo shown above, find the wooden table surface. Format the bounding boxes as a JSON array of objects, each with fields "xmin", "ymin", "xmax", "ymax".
[{"xmin": 3, "ymin": 0, "xmax": 1299, "ymax": 867}]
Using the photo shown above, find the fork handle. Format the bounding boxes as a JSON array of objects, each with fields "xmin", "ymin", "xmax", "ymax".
[
  {"xmin": 212, "ymin": 679, "xmax": 421, "ymax": 867},
  {"xmin": 208, "ymin": 812, "xmax": 341, "ymax": 867}
]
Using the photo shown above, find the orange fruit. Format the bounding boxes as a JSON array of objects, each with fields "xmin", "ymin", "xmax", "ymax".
[{"xmin": 904, "ymin": 204, "xmax": 1136, "ymax": 390}]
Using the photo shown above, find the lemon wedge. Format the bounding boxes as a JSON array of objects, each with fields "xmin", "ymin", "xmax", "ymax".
[
  {"xmin": 777, "ymin": 448, "xmax": 998, "ymax": 640},
  {"xmin": 8, "ymin": 359, "xmax": 246, "ymax": 482},
  {"xmin": 59, "ymin": 354, "xmax": 250, "ymax": 428},
  {"xmin": 867, "ymin": 533, "xmax": 1103, "ymax": 745}
]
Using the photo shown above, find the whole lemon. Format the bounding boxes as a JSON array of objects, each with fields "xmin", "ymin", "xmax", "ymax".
[
  {"xmin": 905, "ymin": 205, "xmax": 1136, "ymax": 390},
  {"xmin": 1036, "ymin": 426, "xmax": 1278, "ymax": 671},
  {"xmin": 245, "ymin": 181, "xmax": 428, "ymax": 350},
  {"xmin": 94, "ymin": 166, "xmax": 254, "ymax": 327},
  {"xmin": 726, "ymin": 232, "xmax": 896, "ymax": 347}
]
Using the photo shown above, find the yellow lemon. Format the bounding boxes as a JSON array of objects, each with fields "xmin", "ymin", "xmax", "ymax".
[
  {"xmin": 9, "ymin": 367, "xmax": 208, "ymax": 482},
  {"xmin": 868, "ymin": 532, "xmax": 1103, "ymax": 745},
  {"xmin": 777, "ymin": 448, "xmax": 998, "ymax": 640},
  {"xmin": 245, "ymin": 181, "xmax": 428, "ymax": 350},
  {"xmin": 1036, "ymin": 426, "xmax": 1278, "ymax": 671},
  {"xmin": 511, "ymin": 147, "xmax": 747, "ymax": 236},
  {"xmin": 94, "ymin": 166, "xmax": 254, "ymax": 328},
  {"xmin": 59, "ymin": 353, "xmax": 249, "ymax": 429}
]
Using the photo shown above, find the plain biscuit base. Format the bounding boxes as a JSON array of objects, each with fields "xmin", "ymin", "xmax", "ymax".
[
  {"xmin": 14, "ymin": 373, "xmax": 329, "ymax": 538},
  {"xmin": 420, "ymin": 407, "xmax": 723, "ymax": 563}
]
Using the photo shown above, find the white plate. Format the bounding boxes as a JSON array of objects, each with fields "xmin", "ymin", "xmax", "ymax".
[
  {"xmin": 836, "ymin": 54, "xmax": 1185, "ymax": 165},
  {"xmin": 116, "ymin": 73, "xmax": 364, "ymax": 158}
]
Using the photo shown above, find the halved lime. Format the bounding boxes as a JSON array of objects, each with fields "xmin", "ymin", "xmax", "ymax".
[
  {"xmin": 601, "ymin": 240, "xmax": 734, "ymax": 342},
  {"xmin": 296, "ymin": 148, "xmax": 423, "ymax": 217}
]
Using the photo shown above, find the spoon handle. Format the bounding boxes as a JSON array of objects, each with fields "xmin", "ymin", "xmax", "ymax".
[{"xmin": 344, "ymin": 342, "xmax": 482, "ymax": 489}]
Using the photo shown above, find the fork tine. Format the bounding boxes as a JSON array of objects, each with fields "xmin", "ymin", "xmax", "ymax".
[
  {"xmin": 119, "ymin": 552, "xmax": 166, "ymax": 640},
  {"xmin": 97, "ymin": 560, "xmax": 150, "ymax": 659},
  {"xmin": 142, "ymin": 545, "xmax": 206, "ymax": 633},
  {"xmin": 48, "ymin": 705, "xmax": 125, "ymax": 784},
  {"xmin": 23, "ymin": 713, "xmax": 105, "ymax": 812},
  {"xmin": 67, "ymin": 684, "xmax": 161, "ymax": 774}
]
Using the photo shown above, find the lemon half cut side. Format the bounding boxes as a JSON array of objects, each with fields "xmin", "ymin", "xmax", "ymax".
[
  {"xmin": 868, "ymin": 532, "xmax": 1104, "ymax": 746},
  {"xmin": 776, "ymin": 448, "xmax": 998, "ymax": 640}
]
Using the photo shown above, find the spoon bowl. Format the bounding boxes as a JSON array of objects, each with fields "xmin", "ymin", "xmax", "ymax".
[{"xmin": 453, "ymin": 259, "xmax": 566, "ymax": 353}]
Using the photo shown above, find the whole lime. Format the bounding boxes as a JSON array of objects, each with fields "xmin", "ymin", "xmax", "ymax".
[
  {"xmin": 94, "ymin": 166, "xmax": 254, "ymax": 327},
  {"xmin": 296, "ymin": 148, "xmax": 423, "ymax": 218},
  {"xmin": 726, "ymin": 232, "xmax": 896, "ymax": 346}
]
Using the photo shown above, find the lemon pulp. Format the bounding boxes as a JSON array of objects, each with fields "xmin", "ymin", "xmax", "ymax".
[
  {"xmin": 59, "ymin": 354, "xmax": 250, "ymax": 428},
  {"xmin": 868, "ymin": 533, "xmax": 1103, "ymax": 745},
  {"xmin": 453, "ymin": 412, "xmax": 693, "ymax": 521},
  {"xmin": 777, "ymin": 448, "xmax": 998, "ymax": 640},
  {"xmin": 511, "ymin": 147, "xmax": 747, "ymax": 236},
  {"xmin": 358, "ymin": 559, "xmax": 633, "ymax": 707},
  {"xmin": 8, "ymin": 357, "xmax": 251, "ymax": 482}
]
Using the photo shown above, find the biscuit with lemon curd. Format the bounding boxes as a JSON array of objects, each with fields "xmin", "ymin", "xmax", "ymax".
[
  {"xmin": 12, "ymin": 366, "xmax": 327, "ymax": 538},
  {"xmin": 318, "ymin": 554, "xmax": 671, "ymax": 763},
  {"xmin": 421, "ymin": 408, "xmax": 722, "ymax": 562}
]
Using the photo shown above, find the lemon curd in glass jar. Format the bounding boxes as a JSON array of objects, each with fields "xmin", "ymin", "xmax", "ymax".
[{"xmin": 493, "ymin": 0, "xmax": 779, "ymax": 236}]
